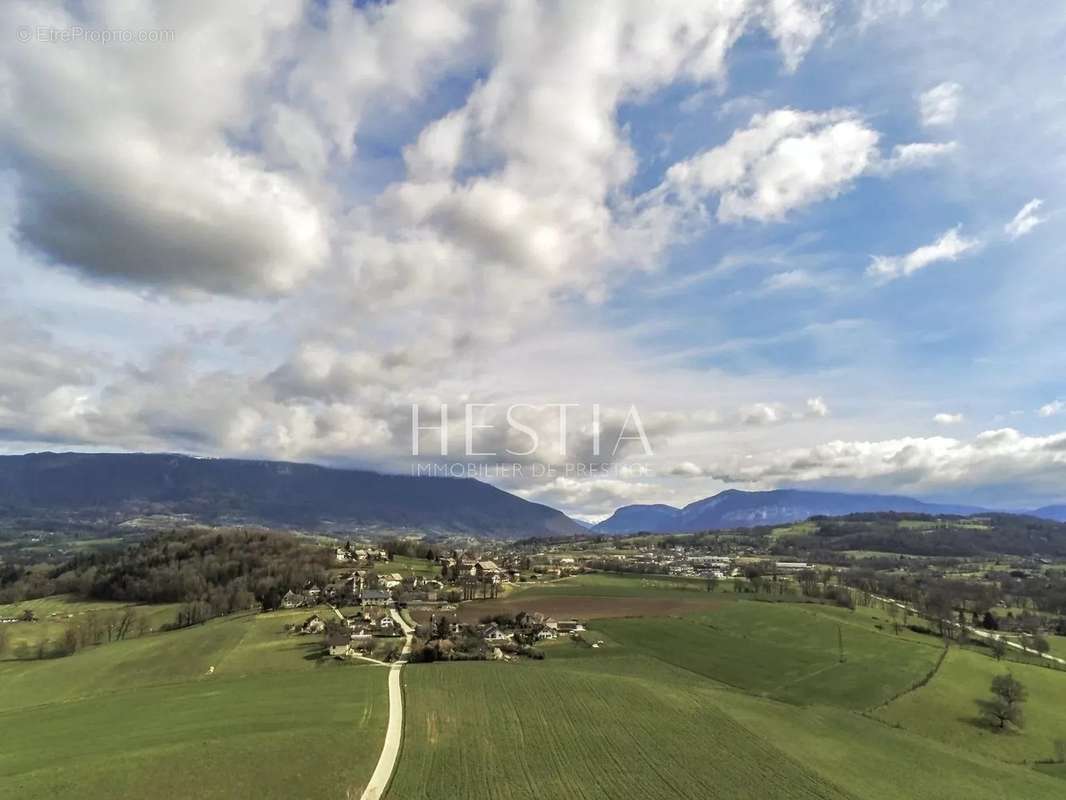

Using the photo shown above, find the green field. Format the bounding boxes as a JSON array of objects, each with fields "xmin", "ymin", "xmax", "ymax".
[
  {"xmin": 596, "ymin": 601, "xmax": 945, "ymax": 709},
  {"xmin": 388, "ymin": 652, "xmax": 1065, "ymax": 799},
  {"xmin": 5, "ymin": 577, "xmax": 1066, "ymax": 798},
  {"xmin": 0, "ymin": 607, "xmax": 387, "ymax": 799},
  {"xmin": 0, "ymin": 595, "xmax": 181, "ymax": 652},
  {"xmin": 876, "ymin": 646, "xmax": 1066, "ymax": 763}
]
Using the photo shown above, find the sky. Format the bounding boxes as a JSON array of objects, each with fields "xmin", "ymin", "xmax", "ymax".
[{"xmin": 1, "ymin": 0, "xmax": 1065, "ymax": 521}]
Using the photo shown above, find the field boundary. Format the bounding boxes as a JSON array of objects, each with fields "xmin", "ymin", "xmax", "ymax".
[{"xmin": 866, "ymin": 642, "xmax": 949, "ymax": 712}]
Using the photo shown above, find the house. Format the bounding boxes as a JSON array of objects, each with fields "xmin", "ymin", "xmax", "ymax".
[
  {"xmin": 280, "ymin": 590, "xmax": 305, "ymax": 609},
  {"xmin": 359, "ymin": 589, "xmax": 392, "ymax": 607},
  {"xmin": 327, "ymin": 632, "xmax": 353, "ymax": 658},
  {"xmin": 775, "ymin": 561, "xmax": 811, "ymax": 573},
  {"xmin": 380, "ymin": 572, "xmax": 404, "ymax": 589},
  {"xmin": 305, "ymin": 584, "xmax": 323, "ymax": 599},
  {"xmin": 535, "ymin": 628, "xmax": 557, "ymax": 640},
  {"xmin": 349, "ymin": 627, "xmax": 374, "ymax": 646},
  {"xmin": 555, "ymin": 619, "xmax": 585, "ymax": 633},
  {"xmin": 299, "ymin": 614, "xmax": 326, "ymax": 634},
  {"xmin": 482, "ymin": 623, "xmax": 512, "ymax": 644},
  {"xmin": 475, "ymin": 560, "xmax": 503, "ymax": 580}
]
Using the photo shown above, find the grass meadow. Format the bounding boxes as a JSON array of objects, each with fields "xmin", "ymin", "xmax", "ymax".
[
  {"xmin": 388, "ymin": 651, "xmax": 1065, "ymax": 799},
  {"xmin": 4, "ymin": 575, "xmax": 1065, "ymax": 799},
  {"xmin": 0, "ymin": 606, "xmax": 387, "ymax": 799},
  {"xmin": 597, "ymin": 600, "xmax": 945, "ymax": 709},
  {"xmin": 875, "ymin": 646, "xmax": 1066, "ymax": 764}
]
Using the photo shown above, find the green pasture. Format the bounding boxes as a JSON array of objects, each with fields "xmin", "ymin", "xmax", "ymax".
[{"xmin": 0, "ymin": 608, "xmax": 387, "ymax": 799}]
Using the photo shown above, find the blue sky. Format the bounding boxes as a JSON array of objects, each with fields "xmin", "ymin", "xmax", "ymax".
[{"xmin": 1, "ymin": 1, "xmax": 1065, "ymax": 519}]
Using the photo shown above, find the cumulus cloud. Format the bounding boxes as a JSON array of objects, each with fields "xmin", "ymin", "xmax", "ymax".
[
  {"xmin": 669, "ymin": 461, "xmax": 707, "ymax": 477},
  {"xmin": 1039, "ymin": 400, "xmax": 1065, "ymax": 418},
  {"xmin": 0, "ymin": 1, "xmax": 333, "ymax": 295},
  {"xmin": 739, "ymin": 402, "xmax": 784, "ymax": 426},
  {"xmin": 867, "ymin": 226, "xmax": 979, "ymax": 282},
  {"xmin": 919, "ymin": 81, "xmax": 962, "ymax": 126},
  {"xmin": 659, "ymin": 108, "xmax": 880, "ymax": 223},
  {"xmin": 708, "ymin": 428, "xmax": 1066, "ymax": 499},
  {"xmin": 805, "ymin": 396, "xmax": 830, "ymax": 418},
  {"xmin": 933, "ymin": 412, "xmax": 964, "ymax": 425},
  {"xmin": 1005, "ymin": 199, "xmax": 1045, "ymax": 239},
  {"xmin": 514, "ymin": 475, "xmax": 665, "ymax": 519}
]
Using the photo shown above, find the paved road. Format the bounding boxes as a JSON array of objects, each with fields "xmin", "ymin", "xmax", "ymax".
[
  {"xmin": 870, "ymin": 593, "xmax": 1066, "ymax": 666},
  {"xmin": 359, "ymin": 608, "xmax": 415, "ymax": 800}
]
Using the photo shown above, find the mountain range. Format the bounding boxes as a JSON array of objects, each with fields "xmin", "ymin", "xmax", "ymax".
[
  {"xmin": 593, "ymin": 489, "xmax": 990, "ymax": 534},
  {"xmin": 3, "ymin": 452, "xmax": 1065, "ymax": 538},
  {"xmin": 0, "ymin": 452, "xmax": 582, "ymax": 537}
]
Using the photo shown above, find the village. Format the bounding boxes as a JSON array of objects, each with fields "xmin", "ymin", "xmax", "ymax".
[{"xmin": 275, "ymin": 538, "xmax": 811, "ymax": 663}]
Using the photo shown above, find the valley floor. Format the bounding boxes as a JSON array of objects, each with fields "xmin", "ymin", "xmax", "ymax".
[{"xmin": 2, "ymin": 576, "xmax": 1065, "ymax": 799}]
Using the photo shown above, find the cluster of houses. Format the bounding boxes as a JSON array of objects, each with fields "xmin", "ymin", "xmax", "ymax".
[
  {"xmin": 417, "ymin": 611, "xmax": 587, "ymax": 661},
  {"xmin": 438, "ymin": 554, "xmax": 509, "ymax": 599},
  {"xmin": 279, "ymin": 568, "xmax": 447, "ymax": 611},
  {"xmin": 334, "ymin": 544, "xmax": 388, "ymax": 564},
  {"xmin": 291, "ymin": 609, "xmax": 404, "ymax": 659}
]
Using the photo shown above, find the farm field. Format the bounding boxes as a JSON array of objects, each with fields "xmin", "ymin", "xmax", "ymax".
[
  {"xmin": 875, "ymin": 646, "xmax": 1066, "ymax": 764},
  {"xmin": 388, "ymin": 652, "xmax": 1065, "ymax": 800},
  {"xmin": 0, "ymin": 608, "xmax": 387, "ymax": 799},
  {"xmin": 451, "ymin": 572, "xmax": 727, "ymax": 622},
  {"xmin": 597, "ymin": 601, "xmax": 944, "ymax": 709}
]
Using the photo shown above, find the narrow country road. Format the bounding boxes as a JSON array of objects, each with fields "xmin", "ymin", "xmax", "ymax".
[
  {"xmin": 869, "ymin": 593, "xmax": 1066, "ymax": 666},
  {"xmin": 359, "ymin": 607, "xmax": 415, "ymax": 800}
]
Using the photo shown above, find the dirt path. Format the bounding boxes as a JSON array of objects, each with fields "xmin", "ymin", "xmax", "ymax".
[{"xmin": 359, "ymin": 608, "xmax": 415, "ymax": 800}]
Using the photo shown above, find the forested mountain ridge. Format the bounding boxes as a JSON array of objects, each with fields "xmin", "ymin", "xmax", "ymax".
[{"xmin": 0, "ymin": 452, "xmax": 582, "ymax": 537}]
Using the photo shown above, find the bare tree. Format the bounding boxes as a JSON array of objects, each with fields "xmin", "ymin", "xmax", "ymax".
[
  {"xmin": 990, "ymin": 637, "xmax": 1007, "ymax": 661},
  {"xmin": 977, "ymin": 673, "xmax": 1027, "ymax": 731}
]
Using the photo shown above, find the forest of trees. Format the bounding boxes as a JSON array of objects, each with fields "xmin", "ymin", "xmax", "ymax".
[
  {"xmin": 0, "ymin": 528, "xmax": 334, "ymax": 613},
  {"xmin": 772, "ymin": 513, "xmax": 1066, "ymax": 558}
]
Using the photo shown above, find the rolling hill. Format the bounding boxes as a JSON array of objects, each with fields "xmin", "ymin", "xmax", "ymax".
[
  {"xmin": 593, "ymin": 488, "xmax": 984, "ymax": 534},
  {"xmin": 0, "ymin": 452, "xmax": 582, "ymax": 537},
  {"xmin": 1034, "ymin": 505, "xmax": 1066, "ymax": 523}
]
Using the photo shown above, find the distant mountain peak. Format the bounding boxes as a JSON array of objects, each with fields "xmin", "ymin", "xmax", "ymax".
[{"xmin": 593, "ymin": 488, "xmax": 986, "ymax": 534}]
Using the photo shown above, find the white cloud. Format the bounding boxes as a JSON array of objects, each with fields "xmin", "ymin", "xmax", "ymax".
[
  {"xmin": 1039, "ymin": 400, "xmax": 1065, "ymax": 418},
  {"xmin": 1005, "ymin": 199, "xmax": 1045, "ymax": 239},
  {"xmin": 858, "ymin": 0, "xmax": 947, "ymax": 28},
  {"xmin": 879, "ymin": 141, "xmax": 957, "ymax": 172},
  {"xmin": 919, "ymin": 81, "xmax": 962, "ymax": 126},
  {"xmin": 762, "ymin": 0, "xmax": 831, "ymax": 71},
  {"xmin": 708, "ymin": 428, "xmax": 1066, "ymax": 498},
  {"xmin": 805, "ymin": 396, "xmax": 830, "ymax": 418},
  {"xmin": 762, "ymin": 269, "xmax": 818, "ymax": 291},
  {"xmin": 933, "ymin": 412, "xmax": 964, "ymax": 425},
  {"xmin": 739, "ymin": 402, "xmax": 784, "ymax": 425},
  {"xmin": 660, "ymin": 108, "xmax": 881, "ymax": 223},
  {"xmin": 669, "ymin": 461, "xmax": 707, "ymax": 477},
  {"xmin": 867, "ymin": 226, "xmax": 979, "ymax": 282}
]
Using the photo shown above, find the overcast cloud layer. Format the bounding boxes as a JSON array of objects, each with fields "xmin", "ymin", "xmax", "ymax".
[{"xmin": 2, "ymin": 1, "xmax": 1065, "ymax": 520}]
